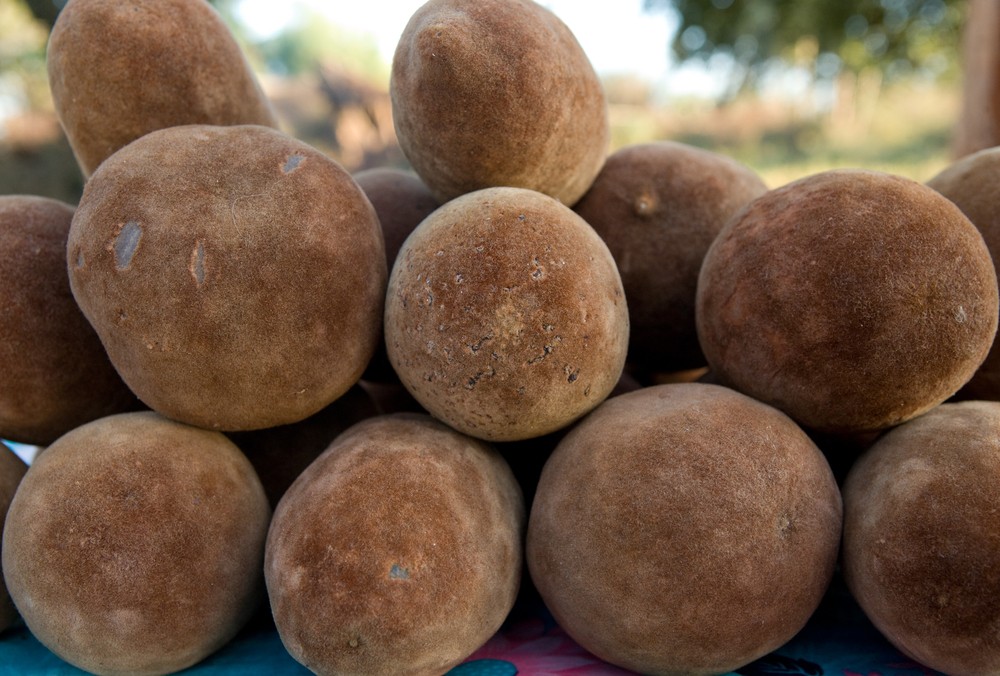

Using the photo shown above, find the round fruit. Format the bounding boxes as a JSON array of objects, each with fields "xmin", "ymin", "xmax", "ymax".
[
  {"xmin": 48, "ymin": 0, "xmax": 277, "ymax": 176},
  {"xmin": 843, "ymin": 401, "xmax": 1000, "ymax": 675},
  {"xmin": 266, "ymin": 414, "xmax": 524, "ymax": 676},
  {"xmin": 574, "ymin": 141, "xmax": 767, "ymax": 373},
  {"xmin": 0, "ymin": 442, "xmax": 27, "ymax": 634},
  {"xmin": 67, "ymin": 124, "xmax": 386, "ymax": 431},
  {"xmin": 2, "ymin": 412, "xmax": 270, "ymax": 675},
  {"xmin": 384, "ymin": 186, "xmax": 628, "ymax": 441},
  {"xmin": 527, "ymin": 383, "xmax": 842, "ymax": 675},
  {"xmin": 0, "ymin": 195, "xmax": 136, "ymax": 445},
  {"xmin": 697, "ymin": 169, "xmax": 998, "ymax": 433},
  {"xmin": 390, "ymin": 0, "xmax": 609, "ymax": 205},
  {"xmin": 928, "ymin": 147, "xmax": 1000, "ymax": 400}
]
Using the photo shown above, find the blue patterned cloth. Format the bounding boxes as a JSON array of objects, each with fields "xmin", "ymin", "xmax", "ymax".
[{"xmin": 0, "ymin": 583, "xmax": 942, "ymax": 675}]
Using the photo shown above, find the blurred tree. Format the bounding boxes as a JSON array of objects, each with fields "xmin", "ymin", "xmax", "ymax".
[
  {"xmin": 1, "ymin": 0, "xmax": 54, "ymax": 110},
  {"xmin": 645, "ymin": 0, "xmax": 965, "ymax": 98},
  {"xmin": 255, "ymin": 11, "xmax": 386, "ymax": 82},
  {"xmin": 953, "ymin": 0, "xmax": 1000, "ymax": 157}
]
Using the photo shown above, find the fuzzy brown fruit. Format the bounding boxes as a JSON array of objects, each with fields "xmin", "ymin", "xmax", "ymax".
[
  {"xmin": 574, "ymin": 141, "xmax": 767, "ymax": 374},
  {"xmin": 928, "ymin": 147, "xmax": 1000, "ymax": 400},
  {"xmin": 384, "ymin": 186, "xmax": 628, "ymax": 441},
  {"xmin": 0, "ymin": 195, "xmax": 137, "ymax": 445},
  {"xmin": 2, "ymin": 412, "xmax": 270, "ymax": 676},
  {"xmin": 527, "ymin": 383, "xmax": 842, "ymax": 675},
  {"xmin": 67, "ymin": 124, "xmax": 386, "ymax": 432},
  {"xmin": 354, "ymin": 167, "xmax": 440, "ymax": 383},
  {"xmin": 697, "ymin": 169, "xmax": 998, "ymax": 434},
  {"xmin": 843, "ymin": 401, "xmax": 1000, "ymax": 675},
  {"xmin": 228, "ymin": 385, "xmax": 377, "ymax": 509},
  {"xmin": 47, "ymin": 0, "xmax": 277, "ymax": 177},
  {"xmin": 390, "ymin": 0, "xmax": 609, "ymax": 205},
  {"xmin": 353, "ymin": 167, "xmax": 440, "ymax": 272},
  {"xmin": 265, "ymin": 414, "xmax": 524, "ymax": 676},
  {"xmin": 0, "ymin": 442, "xmax": 27, "ymax": 634}
]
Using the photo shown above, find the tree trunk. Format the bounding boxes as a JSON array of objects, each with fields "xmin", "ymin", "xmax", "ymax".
[{"xmin": 954, "ymin": 0, "xmax": 1000, "ymax": 158}]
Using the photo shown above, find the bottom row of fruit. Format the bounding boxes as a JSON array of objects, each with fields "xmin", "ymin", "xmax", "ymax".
[{"xmin": 0, "ymin": 381, "xmax": 993, "ymax": 676}]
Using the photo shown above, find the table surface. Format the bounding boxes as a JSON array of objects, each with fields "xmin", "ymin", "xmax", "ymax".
[{"xmin": 0, "ymin": 578, "xmax": 941, "ymax": 676}]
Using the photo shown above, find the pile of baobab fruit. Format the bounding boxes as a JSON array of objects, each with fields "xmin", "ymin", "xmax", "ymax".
[{"xmin": 2, "ymin": 0, "xmax": 1000, "ymax": 675}]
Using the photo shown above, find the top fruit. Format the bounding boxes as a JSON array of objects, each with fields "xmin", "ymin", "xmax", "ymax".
[
  {"xmin": 47, "ymin": 0, "xmax": 278, "ymax": 177},
  {"xmin": 390, "ymin": 0, "xmax": 609, "ymax": 205}
]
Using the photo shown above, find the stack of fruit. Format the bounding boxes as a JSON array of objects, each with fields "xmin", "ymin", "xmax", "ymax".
[{"xmin": 2, "ymin": 1, "xmax": 1000, "ymax": 675}]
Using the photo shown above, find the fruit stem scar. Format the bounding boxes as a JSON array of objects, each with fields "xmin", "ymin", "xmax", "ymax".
[
  {"xmin": 389, "ymin": 564, "xmax": 410, "ymax": 580},
  {"xmin": 114, "ymin": 221, "xmax": 142, "ymax": 270}
]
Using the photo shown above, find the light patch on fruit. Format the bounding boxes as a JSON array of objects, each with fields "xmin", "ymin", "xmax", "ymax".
[
  {"xmin": 190, "ymin": 240, "xmax": 206, "ymax": 287},
  {"xmin": 114, "ymin": 221, "xmax": 142, "ymax": 270},
  {"xmin": 282, "ymin": 153, "xmax": 305, "ymax": 173}
]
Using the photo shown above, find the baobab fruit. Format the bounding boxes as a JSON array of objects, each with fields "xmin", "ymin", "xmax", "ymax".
[
  {"xmin": 2, "ymin": 412, "xmax": 270, "ymax": 675},
  {"xmin": 697, "ymin": 169, "xmax": 997, "ymax": 433},
  {"xmin": 67, "ymin": 124, "xmax": 386, "ymax": 431},
  {"xmin": 843, "ymin": 401, "xmax": 1000, "ymax": 676},
  {"xmin": 265, "ymin": 414, "xmax": 524, "ymax": 676},
  {"xmin": 384, "ymin": 187, "xmax": 628, "ymax": 441},
  {"xmin": 47, "ymin": 0, "xmax": 277, "ymax": 176},
  {"xmin": 0, "ymin": 195, "xmax": 136, "ymax": 445},
  {"xmin": 390, "ymin": 0, "xmax": 609, "ymax": 205},
  {"xmin": 527, "ymin": 383, "xmax": 842, "ymax": 675},
  {"xmin": 574, "ymin": 141, "xmax": 767, "ymax": 373},
  {"xmin": 928, "ymin": 147, "xmax": 1000, "ymax": 400}
]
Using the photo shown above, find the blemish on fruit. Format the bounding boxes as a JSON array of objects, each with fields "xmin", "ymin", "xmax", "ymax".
[
  {"xmin": 282, "ymin": 153, "xmax": 305, "ymax": 173},
  {"xmin": 114, "ymin": 221, "xmax": 142, "ymax": 270},
  {"xmin": 468, "ymin": 334, "xmax": 493, "ymax": 353},
  {"xmin": 389, "ymin": 564, "xmax": 410, "ymax": 580},
  {"xmin": 190, "ymin": 240, "xmax": 206, "ymax": 287},
  {"xmin": 527, "ymin": 337, "xmax": 562, "ymax": 365}
]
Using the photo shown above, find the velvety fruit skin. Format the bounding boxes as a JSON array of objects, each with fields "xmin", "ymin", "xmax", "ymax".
[
  {"xmin": 928, "ymin": 147, "xmax": 1000, "ymax": 400},
  {"xmin": 265, "ymin": 414, "xmax": 524, "ymax": 676},
  {"xmin": 697, "ymin": 169, "xmax": 998, "ymax": 434},
  {"xmin": 843, "ymin": 401, "xmax": 1000, "ymax": 676},
  {"xmin": 48, "ymin": 0, "xmax": 277, "ymax": 177},
  {"xmin": 0, "ymin": 442, "xmax": 27, "ymax": 634},
  {"xmin": 527, "ymin": 383, "xmax": 842, "ymax": 676},
  {"xmin": 354, "ymin": 167, "xmax": 440, "ymax": 383},
  {"xmin": 354, "ymin": 167, "xmax": 440, "ymax": 271},
  {"xmin": 384, "ymin": 187, "xmax": 629, "ymax": 442},
  {"xmin": 2, "ymin": 412, "xmax": 271, "ymax": 676},
  {"xmin": 0, "ymin": 195, "xmax": 137, "ymax": 445},
  {"xmin": 228, "ymin": 385, "xmax": 377, "ymax": 509},
  {"xmin": 574, "ymin": 141, "xmax": 767, "ymax": 373},
  {"xmin": 390, "ymin": 0, "xmax": 609, "ymax": 205},
  {"xmin": 67, "ymin": 124, "xmax": 386, "ymax": 432}
]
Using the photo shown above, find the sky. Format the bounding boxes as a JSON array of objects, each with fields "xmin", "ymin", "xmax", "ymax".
[{"xmin": 236, "ymin": 0, "xmax": 685, "ymax": 85}]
